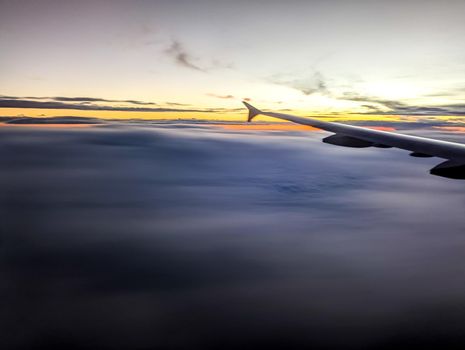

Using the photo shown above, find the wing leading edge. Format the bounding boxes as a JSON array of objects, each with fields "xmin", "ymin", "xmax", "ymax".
[{"xmin": 242, "ymin": 101, "xmax": 465, "ymax": 179}]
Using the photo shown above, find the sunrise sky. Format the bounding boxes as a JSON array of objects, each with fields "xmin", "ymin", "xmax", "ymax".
[{"xmin": 2, "ymin": 0, "xmax": 465, "ymax": 121}]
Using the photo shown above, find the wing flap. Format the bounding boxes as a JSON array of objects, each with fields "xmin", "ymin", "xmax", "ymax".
[
  {"xmin": 323, "ymin": 134, "xmax": 373, "ymax": 148},
  {"xmin": 430, "ymin": 160, "xmax": 465, "ymax": 179}
]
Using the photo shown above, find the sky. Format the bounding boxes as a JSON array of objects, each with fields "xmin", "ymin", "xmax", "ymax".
[{"xmin": 2, "ymin": 0, "xmax": 465, "ymax": 120}]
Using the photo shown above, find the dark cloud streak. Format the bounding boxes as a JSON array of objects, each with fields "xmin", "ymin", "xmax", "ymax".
[
  {"xmin": 341, "ymin": 93, "xmax": 465, "ymax": 116},
  {"xmin": 53, "ymin": 97, "xmax": 158, "ymax": 105},
  {"xmin": 1, "ymin": 95, "xmax": 159, "ymax": 106},
  {"xmin": 0, "ymin": 99, "xmax": 215, "ymax": 113}
]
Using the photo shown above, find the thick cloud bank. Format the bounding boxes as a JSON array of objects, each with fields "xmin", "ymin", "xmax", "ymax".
[{"xmin": 1, "ymin": 124, "xmax": 465, "ymax": 349}]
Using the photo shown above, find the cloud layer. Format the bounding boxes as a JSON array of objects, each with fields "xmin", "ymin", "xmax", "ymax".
[{"xmin": 2, "ymin": 123, "xmax": 465, "ymax": 349}]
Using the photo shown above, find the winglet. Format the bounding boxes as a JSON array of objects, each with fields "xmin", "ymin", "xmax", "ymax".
[{"xmin": 243, "ymin": 101, "xmax": 262, "ymax": 122}]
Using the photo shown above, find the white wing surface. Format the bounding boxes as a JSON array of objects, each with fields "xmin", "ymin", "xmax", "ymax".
[{"xmin": 243, "ymin": 101, "xmax": 465, "ymax": 179}]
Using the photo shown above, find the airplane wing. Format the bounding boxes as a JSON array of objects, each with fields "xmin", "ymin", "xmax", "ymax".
[{"xmin": 243, "ymin": 101, "xmax": 465, "ymax": 179}]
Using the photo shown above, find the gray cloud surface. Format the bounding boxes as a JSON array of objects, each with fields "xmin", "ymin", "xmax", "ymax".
[{"xmin": 2, "ymin": 123, "xmax": 465, "ymax": 349}]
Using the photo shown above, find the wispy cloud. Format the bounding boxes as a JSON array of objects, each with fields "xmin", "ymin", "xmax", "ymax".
[
  {"xmin": 165, "ymin": 102, "xmax": 191, "ymax": 106},
  {"xmin": 165, "ymin": 40, "xmax": 205, "ymax": 72},
  {"xmin": 206, "ymin": 93, "xmax": 251, "ymax": 101},
  {"xmin": 339, "ymin": 92, "xmax": 465, "ymax": 116},
  {"xmin": 269, "ymin": 70, "xmax": 329, "ymax": 96},
  {"xmin": 165, "ymin": 39, "xmax": 233, "ymax": 72},
  {"xmin": 207, "ymin": 93, "xmax": 234, "ymax": 99},
  {"xmin": 340, "ymin": 92, "xmax": 406, "ymax": 111},
  {"xmin": 267, "ymin": 69, "xmax": 465, "ymax": 116}
]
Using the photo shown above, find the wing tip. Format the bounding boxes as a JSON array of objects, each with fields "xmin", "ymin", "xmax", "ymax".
[{"xmin": 242, "ymin": 101, "xmax": 261, "ymax": 122}]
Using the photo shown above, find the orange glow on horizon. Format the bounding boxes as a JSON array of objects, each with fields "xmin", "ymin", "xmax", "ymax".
[
  {"xmin": 213, "ymin": 124, "xmax": 397, "ymax": 132},
  {"xmin": 0, "ymin": 122, "xmax": 399, "ymax": 132},
  {"xmin": 0, "ymin": 107, "xmax": 410, "ymax": 123},
  {"xmin": 434, "ymin": 126, "xmax": 465, "ymax": 133},
  {"xmin": 365, "ymin": 126, "xmax": 396, "ymax": 131},
  {"xmin": 214, "ymin": 124, "xmax": 321, "ymax": 131}
]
